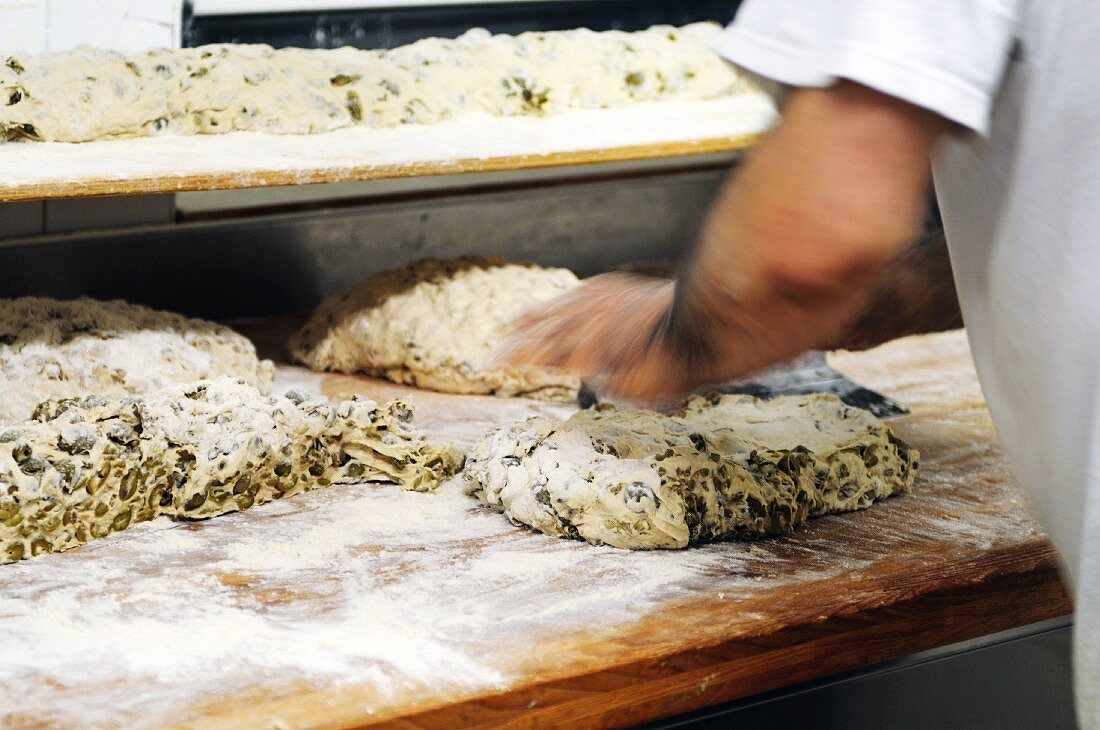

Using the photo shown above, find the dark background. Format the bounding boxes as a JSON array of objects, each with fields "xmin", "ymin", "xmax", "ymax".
[{"xmin": 183, "ymin": 0, "xmax": 745, "ymax": 49}]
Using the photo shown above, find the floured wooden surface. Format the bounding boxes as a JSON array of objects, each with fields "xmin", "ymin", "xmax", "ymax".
[
  {"xmin": 0, "ymin": 96, "xmax": 775, "ymax": 202},
  {"xmin": 0, "ymin": 329, "xmax": 1071, "ymax": 729}
]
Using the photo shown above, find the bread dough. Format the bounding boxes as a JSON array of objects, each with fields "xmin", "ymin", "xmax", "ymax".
[
  {"xmin": 290, "ymin": 256, "xmax": 581, "ymax": 399},
  {"xmin": 464, "ymin": 393, "xmax": 919, "ymax": 549},
  {"xmin": 0, "ymin": 377, "xmax": 463, "ymax": 563},
  {"xmin": 0, "ymin": 297, "xmax": 274, "ymax": 425},
  {"xmin": 0, "ymin": 23, "xmax": 750, "ymax": 143}
]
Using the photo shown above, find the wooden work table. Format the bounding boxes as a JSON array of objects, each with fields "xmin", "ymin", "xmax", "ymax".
[{"xmin": 0, "ymin": 328, "xmax": 1072, "ymax": 728}]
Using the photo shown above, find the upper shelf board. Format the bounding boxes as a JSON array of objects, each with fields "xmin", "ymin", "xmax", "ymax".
[{"xmin": 0, "ymin": 95, "xmax": 775, "ymax": 202}]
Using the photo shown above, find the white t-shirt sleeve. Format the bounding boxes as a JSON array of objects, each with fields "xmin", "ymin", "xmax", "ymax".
[{"xmin": 717, "ymin": 0, "xmax": 1023, "ymax": 135}]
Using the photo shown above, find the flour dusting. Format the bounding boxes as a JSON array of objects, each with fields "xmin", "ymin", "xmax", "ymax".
[{"xmin": 0, "ymin": 479, "xmax": 773, "ymax": 728}]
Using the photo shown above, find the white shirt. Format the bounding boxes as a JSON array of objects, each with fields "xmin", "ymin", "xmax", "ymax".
[{"xmin": 718, "ymin": 1, "xmax": 1100, "ymax": 724}]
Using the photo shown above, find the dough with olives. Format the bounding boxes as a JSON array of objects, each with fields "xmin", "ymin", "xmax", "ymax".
[
  {"xmin": 0, "ymin": 297, "xmax": 274, "ymax": 425},
  {"xmin": 464, "ymin": 393, "xmax": 919, "ymax": 549},
  {"xmin": 0, "ymin": 377, "xmax": 463, "ymax": 563},
  {"xmin": 0, "ymin": 23, "xmax": 753, "ymax": 143},
  {"xmin": 290, "ymin": 256, "xmax": 581, "ymax": 400}
]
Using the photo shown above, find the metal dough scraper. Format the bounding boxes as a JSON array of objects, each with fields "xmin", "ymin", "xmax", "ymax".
[{"xmin": 579, "ymin": 350, "xmax": 908, "ymax": 418}]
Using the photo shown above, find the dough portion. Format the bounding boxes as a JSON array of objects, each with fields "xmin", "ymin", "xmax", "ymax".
[
  {"xmin": 0, "ymin": 297, "xmax": 274, "ymax": 424},
  {"xmin": 290, "ymin": 256, "xmax": 581, "ymax": 400},
  {"xmin": 0, "ymin": 377, "xmax": 463, "ymax": 563},
  {"xmin": 1, "ymin": 23, "xmax": 750, "ymax": 143},
  {"xmin": 464, "ymin": 393, "xmax": 919, "ymax": 549}
]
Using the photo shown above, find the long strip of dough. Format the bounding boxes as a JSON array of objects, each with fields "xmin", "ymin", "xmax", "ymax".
[{"xmin": 0, "ymin": 23, "xmax": 749, "ymax": 143}]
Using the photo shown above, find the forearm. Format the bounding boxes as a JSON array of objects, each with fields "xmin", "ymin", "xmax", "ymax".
[
  {"xmin": 671, "ymin": 82, "xmax": 950, "ymax": 376},
  {"xmin": 829, "ymin": 231, "xmax": 963, "ymax": 351}
]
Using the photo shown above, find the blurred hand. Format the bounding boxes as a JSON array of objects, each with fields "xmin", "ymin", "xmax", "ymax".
[
  {"xmin": 493, "ymin": 266, "xmax": 817, "ymax": 403},
  {"xmin": 494, "ymin": 274, "xmax": 686, "ymax": 401},
  {"xmin": 495, "ymin": 81, "xmax": 950, "ymax": 404}
]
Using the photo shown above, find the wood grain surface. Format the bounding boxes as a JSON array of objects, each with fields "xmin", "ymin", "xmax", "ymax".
[
  {"xmin": 0, "ymin": 97, "xmax": 773, "ymax": 203},
  {"xmin": 0, "ymin": 329, "xmax": 1072, "ymax": 729}
]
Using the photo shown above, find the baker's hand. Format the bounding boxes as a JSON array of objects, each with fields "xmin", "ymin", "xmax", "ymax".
[
  {"xmin": 492, "ymin": 274, "xmax": 674, "ymax": 400},
  {"xmin": 493, "ymin": 272, "xmax": 755, "ymax": 403}
]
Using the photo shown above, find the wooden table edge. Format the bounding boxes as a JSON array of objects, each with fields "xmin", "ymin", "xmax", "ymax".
[
  {"xmin": 385, "ymin": 543, "xmax": 1071, "ymax": 729},
  {"xmin": 173, "ymin": 540, "xmax": 1070, "ymax": 730},
  {"xmin": 0, "ymin": 133, "xmax": 759, "ymax": 203}
]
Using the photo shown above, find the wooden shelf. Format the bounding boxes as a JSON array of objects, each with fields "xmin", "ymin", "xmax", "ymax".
[{"xmin": 0, "ymin": 96, "xmax": 775, "ymax": 202}]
